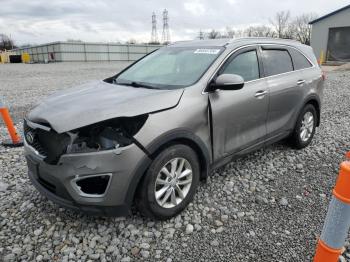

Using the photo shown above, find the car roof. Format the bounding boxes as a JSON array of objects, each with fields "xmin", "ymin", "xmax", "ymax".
[
  {"xmin": 169, "ymin": 37, "xmax": 304, "ymax": 49},
  {"xmin": 167, "ymin": 37, "xmax": 317, "ymax": 65}
]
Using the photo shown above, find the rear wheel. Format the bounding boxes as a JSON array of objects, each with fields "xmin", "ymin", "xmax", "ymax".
[
  {"xmin": 135, "ymin": 144, "xmax": 200, "ymax": 220},
  {"xmin": 290, "ymin": 104, "xmax": 317, "ymax": 149}
]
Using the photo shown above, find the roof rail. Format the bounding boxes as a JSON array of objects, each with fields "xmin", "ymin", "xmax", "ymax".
[{"xmin": 225, "ymin": 37, "xmax": 301, "ymax": 46}]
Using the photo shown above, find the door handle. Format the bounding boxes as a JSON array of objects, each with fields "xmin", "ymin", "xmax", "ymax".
[
  {"xmin": 297, "ymin": 80, "xmax": 306, "ymax": 86},
  {"xmin": 255, "ymin": 90, "xmax": 268, "ymax": 98}
]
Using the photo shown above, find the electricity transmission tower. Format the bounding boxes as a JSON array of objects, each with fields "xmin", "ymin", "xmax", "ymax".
[
  {"xmin": 198, "ymin": 30, "xmax": 204, "ymax": 40},
  {"xmin": 150, "ymin": 12, "xmax": 159, "ymax": 44},
  {"xmin": 162, "ymin": 9, "xmax": 170, "ymax": 44}
]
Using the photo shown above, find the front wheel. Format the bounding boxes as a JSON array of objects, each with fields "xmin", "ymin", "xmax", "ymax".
[
  {"xmin": 290, "ymin": 104, "xmax": 317, "ymax": 149},
  {"xmin": 135, "ymin": 144, "xmax": 200, "ymax": 220}
]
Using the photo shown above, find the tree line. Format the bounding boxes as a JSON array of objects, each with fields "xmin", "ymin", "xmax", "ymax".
[
  {"xmin": 201, "ymin": 11, "xmax": 318, "ymax": 45},
  {"xmin": 0, "ymin": 34, "xmax": 16, "ymax": 51}
]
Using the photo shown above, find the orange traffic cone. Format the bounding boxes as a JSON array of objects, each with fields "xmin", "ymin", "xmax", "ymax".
[
  {"xmin": 346, "ymin": 151, "xmax": 350, "ymax": 160},
  {"xmin": 0, "ymin": 101, "xmax": 23, "ymax": 147},
  {"xmin": 313, "ymin": 152, "xmax": 350, "ymax": 262}
]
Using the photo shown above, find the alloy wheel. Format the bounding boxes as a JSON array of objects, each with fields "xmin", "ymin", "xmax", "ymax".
[
  {"xmin": 300, "ymin": 111, "xmax": 314, "ymax": 142},
  {"xmin": 154, "ymin": 157, "xmax": 193, "ymax": 209}
]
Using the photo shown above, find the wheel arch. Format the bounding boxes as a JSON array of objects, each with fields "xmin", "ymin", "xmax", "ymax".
[
  {"xmin": 304, "ymin": 96, "xmax": 321, "ymax": 126},
  {"xmin": 124, "ymin": 129, "xmax": 211, "ymax": 206},
  {"xmin": 146, "ymin": 129, "xmax": 211, "ymax": 181}
]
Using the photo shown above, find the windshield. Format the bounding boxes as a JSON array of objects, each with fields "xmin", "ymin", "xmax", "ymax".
[{"xmin": 115, "ymin": 47, "xmax": 224, "ymax": 89}]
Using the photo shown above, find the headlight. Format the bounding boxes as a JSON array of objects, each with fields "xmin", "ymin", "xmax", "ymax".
[{"xmin": 66, "ymin": 115, "xmax": 148, "ymax": 154}]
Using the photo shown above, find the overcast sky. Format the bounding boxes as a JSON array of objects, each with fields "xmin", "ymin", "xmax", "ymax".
[{"xmin": 0, "ymin": 0, "xmax": 349, "ymax": 45}]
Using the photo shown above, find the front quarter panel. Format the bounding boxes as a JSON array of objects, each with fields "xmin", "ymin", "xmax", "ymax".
[{"xmin": 134, "ymin": 85, "xmax": 211, "ymax": 160}]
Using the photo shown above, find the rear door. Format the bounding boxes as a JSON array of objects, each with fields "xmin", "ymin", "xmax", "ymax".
[
  {"xmin": 209, "ymin": 46, "xmax": 269, "ymax": 160},
  {"xmin": 261, "ymin": 46, "xmax": 305, "ymax": 138}
]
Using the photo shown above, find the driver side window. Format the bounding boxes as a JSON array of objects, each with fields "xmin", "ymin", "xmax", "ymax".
[{"xmin": 220, "ymin": 50, "xmax": 260, "ymax": 82}]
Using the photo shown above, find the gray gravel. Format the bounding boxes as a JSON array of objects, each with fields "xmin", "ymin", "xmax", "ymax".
[
  {"xmin": 0, "ymin": 62, "xmax": 130, "ymax": 121},
  {"xmin": 0, "ymin": 63, "xmax": 350, "ymax": 261}
]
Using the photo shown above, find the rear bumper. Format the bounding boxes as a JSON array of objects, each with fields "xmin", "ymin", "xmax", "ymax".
[{"xmin": 25, "ymin": 141, "xmax": 150, "ymax": 217}]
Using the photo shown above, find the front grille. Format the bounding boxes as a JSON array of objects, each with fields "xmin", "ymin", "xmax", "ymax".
[
  {"xmin": 24, "ymin": 120, "xmax": 70, "ymax": 164},
  {"xmin": 24, "ymin": 121, "xmax": 48, "ymax": 157}
]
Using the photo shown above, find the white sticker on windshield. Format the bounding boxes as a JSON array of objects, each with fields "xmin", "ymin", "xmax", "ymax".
[{"xmin": 194, "ymin": 49, "xmax": 221, "ymax": 55}]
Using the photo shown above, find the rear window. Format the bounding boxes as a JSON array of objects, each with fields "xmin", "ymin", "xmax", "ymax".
[
  {"xmin": 262, "ymin": 49, "xmax": 293, "ymax": 77},
  {"xmin": 289, "ymin": 49, "xmax": 313, "ymax": 70}
]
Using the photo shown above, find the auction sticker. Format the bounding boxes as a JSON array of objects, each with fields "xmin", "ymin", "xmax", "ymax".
[{"xmin": 194, "ymin": 49, "xmax": 221, "ymax": 55}]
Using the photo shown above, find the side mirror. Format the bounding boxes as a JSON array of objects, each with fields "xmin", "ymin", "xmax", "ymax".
[{"xmin": 208, "ymin": 74, "xmax": 245, "ymax": 91}]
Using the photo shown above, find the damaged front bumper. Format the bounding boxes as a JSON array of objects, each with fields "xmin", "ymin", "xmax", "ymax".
[{"xmin": 24, "ymin": 139, "xmax": 150, "ymax": 216}]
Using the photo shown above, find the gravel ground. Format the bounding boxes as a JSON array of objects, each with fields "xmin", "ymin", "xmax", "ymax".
[
  {"xmin": 0, "ymin": 63, "xmax": 349, "ymax": 262},
  {"xmin": 0, "ymin": 62, "xmax": 131, "ymax": 121}
]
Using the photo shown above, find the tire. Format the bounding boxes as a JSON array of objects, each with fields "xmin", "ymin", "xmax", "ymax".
[
  {"xmin": 135, "ymin": 144, "xmax": 200, "ymax": 220},
  {"xmin": 290, "ymin": 104, "xmax": 318, "ymax": 149}
]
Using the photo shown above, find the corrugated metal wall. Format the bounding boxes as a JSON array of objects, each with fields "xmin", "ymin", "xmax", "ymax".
[
  {"xmin": 310, "ymin": 7, "xmax": 350, "ymax": 62},
  {"xmin": 13, "ymin": 42, "xmax": 162, "ymax": 62}
]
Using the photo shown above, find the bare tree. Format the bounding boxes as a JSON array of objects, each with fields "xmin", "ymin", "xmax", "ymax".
[
  {"xmin": 225, "ymin": 27, "xmax": 236, "ymax": 38},
  {"xmin": 270, "ymin": 11, "xmax": 291, "ymax": 38},
  {"xmin": 126, "ymin": 38, "xmax": 137, "ymax": 44},
  {"xmin": 236, "ymin": 29, "xmax": 246, "ymax": 38},
  {"xmin": 0, "ymin": 34, "xmax": 15, "ymax": 50},
  {"xmin": 291, "ymin": 13, "xmax": 318, "ymax": 45},
  {"xmin": 244, "ymin": 26, "xmax": 276, "ymax": 37},
  {"xmin": 224, "ymin": 27, "xmax": 246, "ymax": 39},
  {"xmin": 209, "ymin": 11, "xmax": 317, "ymax": 44},
  {"xmin": 207, "ymin": 29, "xmax": 221, "ymax": 39}
]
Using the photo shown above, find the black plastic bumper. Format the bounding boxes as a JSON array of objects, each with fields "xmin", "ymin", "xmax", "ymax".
[{"xmin": 28, "ymin": 168, "xmax": 131, "ymax": 217}]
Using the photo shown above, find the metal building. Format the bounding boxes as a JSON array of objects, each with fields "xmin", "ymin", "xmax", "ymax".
[
  {"xmin": 13, "ymin": 41, "xmax": 161, "ymax": 63},
  {"xmin": 309, "ymin": 4, "xmax": 350, "ymax": 63}
]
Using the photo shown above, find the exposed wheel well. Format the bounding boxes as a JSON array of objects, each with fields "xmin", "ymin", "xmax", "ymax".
[
  {"xmin": 149, "ymin": 138, "xmax": 209, "ymax": 181},
  {"xmin": 305, "ymin": 99, "xmax": 320, "ymax": 126}
]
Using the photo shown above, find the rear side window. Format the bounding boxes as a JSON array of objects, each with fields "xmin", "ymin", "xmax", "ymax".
[
  {"xmin": 289, "ymin": 49, "xmax": 313, "ymax": 70},
  {"xmin": 262, "ymin": 49, "xmax": 293, "ymax": 76},
  {"xmin": 220, "ymin": 50, "xmax": 260, "ymax": 82}
]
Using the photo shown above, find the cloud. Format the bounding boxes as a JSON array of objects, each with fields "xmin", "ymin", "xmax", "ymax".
[
  {"xmin": 184, "ymin": 0, "xmax": 206, "ymax": 16},
  {"xmin": 0, "ymin": 0, "xmax": 349, "ymax": 45},
  {"xmin": 226, "ymin": 0, "xmax": 237, "ymax": 5}
]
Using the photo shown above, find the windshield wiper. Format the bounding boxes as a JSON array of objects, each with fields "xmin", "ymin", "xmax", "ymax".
[
  {"xmin": 130, "ymin": 82, "xmax": 159, "ymax": 89},
  {"xmin": 116, "ymin": 81, "xmax": 159, "ymax": 89}
]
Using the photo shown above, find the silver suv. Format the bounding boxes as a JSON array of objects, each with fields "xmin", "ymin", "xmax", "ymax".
[{"xmin": 24, "ymin": 38, "xmax": 324, "ymax": 219}]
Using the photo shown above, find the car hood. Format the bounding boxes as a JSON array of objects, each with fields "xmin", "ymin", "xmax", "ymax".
[{"xmin": 27, "ymin": 80, "xmax": 184, "ymax": 133}]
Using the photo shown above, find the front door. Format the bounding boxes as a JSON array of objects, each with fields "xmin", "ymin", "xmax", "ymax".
[{"xmin": 209, "ymin": 47, "xmax": 269, "ymax": 161}]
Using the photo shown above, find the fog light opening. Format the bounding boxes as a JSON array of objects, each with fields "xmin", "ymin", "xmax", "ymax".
[{"xmin": 73, "ymin": 174, "xmax": 111, "ymax": 197}]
